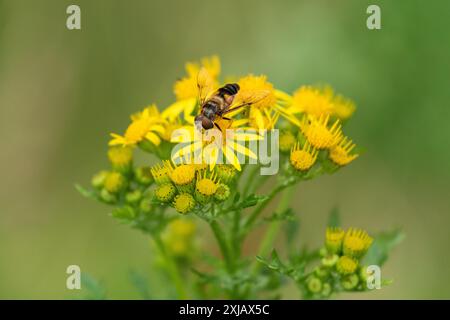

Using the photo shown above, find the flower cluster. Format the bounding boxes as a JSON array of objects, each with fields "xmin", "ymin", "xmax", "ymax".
[
  {"xmin": 78, "ymin": 56, "xmax": 400, "ymax": 300},
  {"xmin": 304, "ymin": 227, "xmax": 374, "ymax": 298},
  {"xmin": 151, "ymin": 161, "xmax": 235, "ymax": 214}
]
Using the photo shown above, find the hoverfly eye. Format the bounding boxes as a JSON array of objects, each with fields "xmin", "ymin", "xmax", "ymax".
[{"xmin": 202, "ymin": 118, "xmax": 214, "ymax": 130}]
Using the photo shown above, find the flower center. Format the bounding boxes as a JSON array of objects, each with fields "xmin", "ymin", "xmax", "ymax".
[{"xmin": 196, "ymin": 178, "xmax": 217, "ymax": 196}]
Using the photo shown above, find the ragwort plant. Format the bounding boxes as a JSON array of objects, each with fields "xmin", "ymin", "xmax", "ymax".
[{"xmin": 77, "ymin": 56, "xmax": 402, "ymax": 299}]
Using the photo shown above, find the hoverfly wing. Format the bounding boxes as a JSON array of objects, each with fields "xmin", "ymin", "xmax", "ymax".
[
  {"xmin": 197, "ymin": 67, "xmax": 216, "ymax": 108},
  {"xmin": 222, "ymin": 89, "xmax": 271, "ymax": 116}
]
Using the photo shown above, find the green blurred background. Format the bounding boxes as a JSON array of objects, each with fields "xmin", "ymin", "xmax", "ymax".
[{"xmin": 1, "ymin": 0, "xmax": 449, "ymax": 299}]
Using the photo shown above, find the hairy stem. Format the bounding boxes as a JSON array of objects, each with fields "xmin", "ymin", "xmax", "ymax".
[{"xmin": 209, "ymin": 220, "xmax": 234, "ymax": 273}]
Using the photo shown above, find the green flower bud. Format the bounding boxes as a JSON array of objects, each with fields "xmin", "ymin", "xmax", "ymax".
[
  {"xmin": 125, "ymin": 189, "xmax": 142, "ymax": 204},
  {"xmin": 140, "ymin": 197, "xmax": 152, "ymax": 213},
  {"xmin": 135, "ymin": 166, "xmax": 154, "ymax": 185},
  {"xmin": 91, "ymin": 170, "xmax": 109, "ymax": 189},
  {"xmin": 155, "ymin": 183, "xmax": 176, "ymax": 202},
  {"xmin": 336, "ymin": 256, "xmax": 358, "ymax": 275},
  {"xmin": 104, "ymin": 172, "xmax": 127, "ymax": 193},
  {"xmin": 214, "ymin": 183, "xmax": 230, "ymax": 201},
  {"xmin": 314, "ymin": 267, "xmax": 330, "ymax": 279},
  {"xmin": 215, "ymin": 164, "xmax": 237, "ymax": 183},
  {"xmin": 321, "ymin": 283, "xmax": 332, "ymax": 297},
  {"xmin": 279, "ymin": 130, "xmax": 296, "ymax": 153},
  {"xmin": 307, "ymin": 276, "xmax": 322, "ymax": 294},
  {"xmin": 321, "ymin": 254, "xmax": 339, "ymax": 267},
  {"xmin": 100, "ymin": 188, "xmax": 117, "ymax": 204},
  {"xmin": 358, "ymin": 265, "xmax": 371, "ymax": 284},
  {"xmin": 341, "ymin": 273, "xmax": 359, "ymax": 290}
]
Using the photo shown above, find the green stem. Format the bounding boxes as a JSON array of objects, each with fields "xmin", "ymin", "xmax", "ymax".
[
  {"xmin": 209, "ymin": 220, "xmax": 234, "ymax": 273},
  {"xmin": 152, "ymin": 234, "xmax": 188, "ymax": 299},
  {"xmin": 254, "ymin": 186, "xmax": 295, "ymax": 267},
  {"xmin": 243, "ymin": 184, "xmax": 286, "ymax": 230},
  {"xmin": 242, "ymin": 165, "xmax": 260, "ymax": 197},
  {"xmin": 231, "ymin": 209, "xmax": 242, "ymax": 257}
]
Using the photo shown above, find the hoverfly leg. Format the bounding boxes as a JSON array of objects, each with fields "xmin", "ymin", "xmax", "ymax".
[{"xmin": 214, "ymin": 122, "xmax": 222, "ymax": 132}]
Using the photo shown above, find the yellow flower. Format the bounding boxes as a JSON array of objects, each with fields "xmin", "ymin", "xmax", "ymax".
[
  {"xmin": 290, "ymin": 141, "xmax": 318, "ymax": 171},
  {"xmin": 300, "ymin": 114, "xmax": 342, "ymax": 149},
  {"xmin": 235, "ymin": 75, "xmax": 278, "ymax": 129},
  {"xmin": 343, "ymin": 228, "xmax": 373, "ymax": 258},
  {"xmin": 195, "ymin": 170, "xmax": 219, "ymax": 203},
  {"xmin": 104, "ymin": 172, "xmax": 126, "ymax": 193},
  {"xmin": 279, "ymin": 130, "xmax": 296, "ymax": 153},
  {"xmin": 336, "ymin": 256, "xmax": 358, "ymax": 275},
  {"xmin": 286, "ymin": 85, "xmax": 356, "ymax": 120},
  {"xmin": 163, "ymin": 218, "xmax": 197, "ymax": 257},
  {"xmin": 154, "ymin": 183, "xmax": 176, "ymax": 202},
  {"xmin": 173, "ymin": 56, "xmax": 220, "ymax": 101},
  {"xmin": 107, "ymin": 146, "xmax": 133, "ymax": 169},
  {"xmin": 329, "ymin": 137, "xmax": 359, "ymax": 166},
  {"xmin": 168, "ymin": 219, "xmax": 196, "ymax": 238},
  {"xmin": 169, "ymin": 163, "xmax": 196, "ymax": 193},
  {"xmin": 325, "ymin": 227, "xmax": 345, "ymax": 254},
  {"xmin": 290, "ymin": 86, "xmax": 335, "ymax": 118},
  {"xmin": 171, "ymin": 119, "xmax": 261, "ymax": 171},
  {"xmin": 150, "ymin": 161, "xmax": 172, "ymax": 184},
  {"xmin": 333, "ymin": 95, "xmax": 356, "ymax": 120},
  {"xmin": 109, "ymin": 106, "xmax": 166, "ymax": 147},
  {"xmin": 173, "ymin": 193, "xmax": 196, "ymax": 214}
]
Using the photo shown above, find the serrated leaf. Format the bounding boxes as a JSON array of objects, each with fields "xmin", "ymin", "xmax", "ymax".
[
  {"xmin": 327, "ymin": 206, "xmax": 340, "ymax": 228},
  {"xmin": 269, "ymin": 249, "xmax": 283, "ymax": 269},
  {"xmin": 364, "ymin": 229, "xmax": 405, "ymax": 266},
  {"xmin": 265, "ymin": 208, "xmax": 296, "ymax": 222}
]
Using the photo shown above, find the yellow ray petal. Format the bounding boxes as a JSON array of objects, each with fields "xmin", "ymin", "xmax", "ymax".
[
  {"xmin": 231, "ymin": 141, "xmax": 257, "ymax": 159},
  {"xmin": 149, "ymin": 124, "xmax": 166, "ymax": 135},
  {"xmin": 145, "ymin": 132, "xmax": 161, "ymax": 146},
  {"xmin": 224, "ymin": 145, "xmax": 241, "ymax": 171}
]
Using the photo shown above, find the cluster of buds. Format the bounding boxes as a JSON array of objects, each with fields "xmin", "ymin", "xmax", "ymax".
[
  {"xmin": 90, "ymin": 146, "xmax": 153, "ymax": 209},
  {"xmin": 304, "ymin": 227, "xmax": 374, "ymax": 298},
  {"xmin": 151, "ymin": 162, "xmax": 235, "ymax": 214}
]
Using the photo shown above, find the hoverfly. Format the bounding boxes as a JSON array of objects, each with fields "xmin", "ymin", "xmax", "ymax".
[{"xmin": 194, "ymin": 68, "xmax": 268, "ymax": 131}]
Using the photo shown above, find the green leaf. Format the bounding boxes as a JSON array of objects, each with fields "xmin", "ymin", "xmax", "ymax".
[
  {"xmin": 75, "ymin": 184, "xmax": 97, "ymax": 200},
  {"xmin": 233, "ymin": 192, "xmax": 241, "ymax": 203},
  {"xmin": 364, "ymin": 229, "xmax": 405, "ymax": 266},
  {"xmin": 111, "ymin": 206, "xmax": 136, "ymax": 222},
  {"xmin": 327, "ymin": 206, "xmax": 341, "ymax": 228},
  {"xmin": 284, "ymin": 210, "xmax": 300, "ymax": 251},
  {"xmin": 240, "ymin": 194, "xmax": 268, "ymax": 209},
  {"xmin": 265, "ymin": 208, "xmax": 296, "ymax": 222}
]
